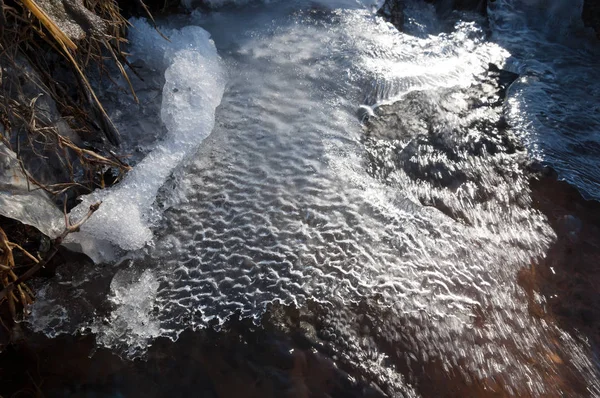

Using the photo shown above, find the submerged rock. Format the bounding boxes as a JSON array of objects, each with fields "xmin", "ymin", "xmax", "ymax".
[
  {"xmin": 0, "ymin": 143, "xmax": 63, "ymax": 238},
  {"xmin": 0, "ymin": 311, "xmax": 398, "ymax": 397},
  {"xmin": 526, "ymin": 168, "xmax": 600, "ymax": 351},
  {"xmin": 426, "ymin": 0, "xmax": 487, "ymax": 15},
  {"xmin": 378, "ymin": 0, "xmax": 405, "ymax": 30},
  {"xmin": 583, "ymin": 0, "xmax": 600, "ymax": 37},
  {"xmin": 363, "ymin": 63, "xmax": 521, "ymax": 224}
]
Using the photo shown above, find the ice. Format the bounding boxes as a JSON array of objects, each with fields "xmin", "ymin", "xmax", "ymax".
[
  {"xmin": 0, "ymin": 142, "xmax": 64, "ymax": 238},
  {"xmin": 68, "ymin": 19, "xmax": 226, "ymax": 260},
  {"xmin": 91, "ymin": 269, "xmax": 161, "ymax": 357},
  {"xmin": 27, "ymin": 285, "xmax": 70, "ymax": 338}
]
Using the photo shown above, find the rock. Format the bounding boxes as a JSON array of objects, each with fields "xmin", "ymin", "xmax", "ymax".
[
  {"xmin": 582, "ymin": 0, "xmax": 600, "ymax": 38},
  {"xmin": 425, "ymin": 0, "xmax": 488, "ymax": 15},
  {"xmin": 378, "ymin": 0, "xmax": 487, "ymax": 31},
  {"xmin": 35, "ymin": 0, "xmax": 107, "ymax": 41},
  {"xmin": 363, "ymin": 64, "xmax": 522, "ymax": 223},
  {"xmin": 0, "ymin": 142, "xmax": 63, "ymax": 238},
  {"xmin": 117, "ymin": 0, "xmax": 181, "ymax": 18},
  {"xmin": 377, "ymin": 0, "xmax": 405, "ymax": 30}
]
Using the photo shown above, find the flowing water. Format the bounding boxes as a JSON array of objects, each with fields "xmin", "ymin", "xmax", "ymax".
[
  {"xmin": 491, "ymin": 0, "xmax": 600, "ymax": 200},
  {"xmin": 25, "ymin": 0, "xmax": 600, "ymax": 396}
]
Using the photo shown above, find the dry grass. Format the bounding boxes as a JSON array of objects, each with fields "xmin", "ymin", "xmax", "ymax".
[
  {"xmin": 0, "ymin": 202, "xmax": 100, "ymax": 326},
  {"xmin": 0, "ymin": 225, "xmax": 36, "ymax": 323},
  {"xmin": 0, "ymin": 0, "xmax": 150, "ymax": 323},
  {"xmin": 0, "ymin": 0, "xmax": 139, "ymax": 198}
]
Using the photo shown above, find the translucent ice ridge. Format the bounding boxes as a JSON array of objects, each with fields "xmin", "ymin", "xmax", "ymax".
[{"xmin": 68, "ymin": 19, "xmax": 226, "ymax": 259}]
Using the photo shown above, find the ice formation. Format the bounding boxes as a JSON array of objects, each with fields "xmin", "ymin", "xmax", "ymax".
[
  {"xmin": 92, "ymin": 269, "xmax": 161, "ymax": 357},
  {"xmin": 68, "ymin": 19, "xmax": 226, "ymax": 259},
  {"xmin": 0, "ymin": 143, "xmax": 64, "ymax": 238}
]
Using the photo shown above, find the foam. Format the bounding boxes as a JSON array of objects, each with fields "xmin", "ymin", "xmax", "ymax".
[{"xmin": 68, "ymin": 19, "xmax": 226, "ymax": 259}]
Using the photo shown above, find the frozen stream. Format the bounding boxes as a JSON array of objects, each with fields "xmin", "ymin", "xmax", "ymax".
[{"xmin": 29, "ymin": 0, "xmax": 600, "ymax": 396}]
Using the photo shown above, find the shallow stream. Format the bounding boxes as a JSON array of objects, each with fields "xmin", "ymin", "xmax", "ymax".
[{"xmin": 19, "ymin": 0, "xmax": 600, "ymax": 396}]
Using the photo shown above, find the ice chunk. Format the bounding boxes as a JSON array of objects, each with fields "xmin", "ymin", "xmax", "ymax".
[
  {"xmin": 92, "ymin": 269, "xmax": 161, "ymax": 357},
  {"xmin": 0, "ymin": 142, "xmax": 63, "ymax": 238},
  {"xmin": 68, "ymin": 19, "xmax": 226, "ymax": 258}
]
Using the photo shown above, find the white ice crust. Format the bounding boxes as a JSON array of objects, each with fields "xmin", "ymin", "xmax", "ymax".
[{"xmin": 68, "ymin": 19, "xmax": 226, "ymax": 260}]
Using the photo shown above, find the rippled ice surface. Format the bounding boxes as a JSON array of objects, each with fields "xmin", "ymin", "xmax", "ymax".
[
  {"xmin": 144, "ymin": 6, "xmax": 519, "ymax": 331},
  {"xmin": 31, "ymin": 0, "xmax": 600, "ymax": 395}
]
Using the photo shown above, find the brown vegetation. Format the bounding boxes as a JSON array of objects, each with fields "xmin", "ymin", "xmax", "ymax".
[
  {"xmin": 0, "ymin": 0, "xmax": 156, "ymax": 326},
  {"xmin": 0, "ymin": 201, "xmax": 99, "ymax": 336}
]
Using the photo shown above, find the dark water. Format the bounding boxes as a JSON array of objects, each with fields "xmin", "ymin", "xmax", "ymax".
[
  {"xmin": 2, "ymin": 0, "xmax": 600, "ymax": 397},
  {"xmin": 491, "ymin": 0, "xmax": 600, "ymax": 200}
]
